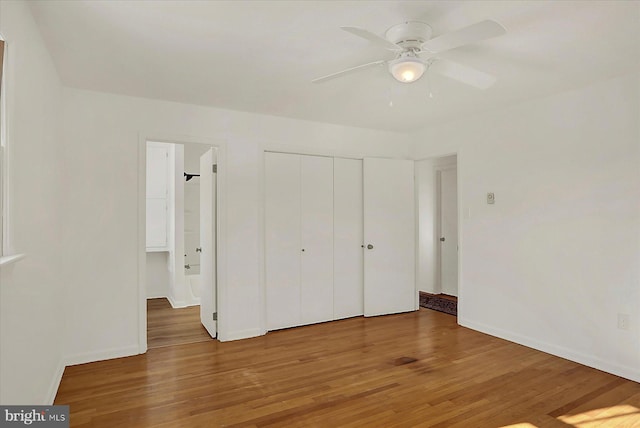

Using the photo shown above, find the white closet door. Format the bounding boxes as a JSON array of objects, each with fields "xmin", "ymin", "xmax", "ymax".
[
  {"xmin": 334, "ymin": 158, "xmax": 364, "ymax": 319},
  {"xmin": 265, "ymin": 152, "xmax": 301, "ymax": 330},
  {"xmin": 300, "ymin": 155, "xmax": 334, "ymax": 325},
  {"xmin": 363, "ymin": 158, "xmax": 416, "ymax": 316}
]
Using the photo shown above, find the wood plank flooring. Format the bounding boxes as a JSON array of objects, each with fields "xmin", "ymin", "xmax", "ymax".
[
  {"xmin": 55, "ymin": 309, "xmax": 640, "ymax": 427},
  {"xmin": 147, "ymin": 298, "xmax": 212, "ymax": 349}
]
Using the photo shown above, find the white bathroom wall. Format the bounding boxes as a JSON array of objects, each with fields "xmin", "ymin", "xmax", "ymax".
[
  {"xmin": 0, "ymin": 1, "xmax": 66, "ymax": 404},
  {"xmin": 412, "ymin": 72, "xmax": 640, "ymax": 381},
  {"xmin": 416, "ymin": 155, "xmax": 456, "ymax": 294},
  {"xmin": 167, "ymin": 143, "xmax": 186, "ymax": 307},
  {"xmin": 145, "ymin": 252, "xmax": 169, "ymax": 298},
  {"xmin": 61, "ymin": 87, "xmax": 413, "ymax": 363}
]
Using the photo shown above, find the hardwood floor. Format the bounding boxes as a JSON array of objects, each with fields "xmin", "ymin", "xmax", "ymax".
[
  {"xmin": 55, "ymin": 309, "xmax": 640, "ymax": 427},
  {"xmin": 147, "ymin": 298, "xmax": 212, "ymax": 349}
]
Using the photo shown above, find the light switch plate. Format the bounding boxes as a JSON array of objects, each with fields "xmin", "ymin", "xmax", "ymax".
[{"xmin": 487, "ymin": 192, "xmax": 495, "ymax": 204}]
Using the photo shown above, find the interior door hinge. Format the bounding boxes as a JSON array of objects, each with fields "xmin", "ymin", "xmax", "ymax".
[
  {"xmin": 212, "ymin": 164, "xmax": 217, "ymax": 173},
  {"xmin": 212, "ymin": 312, "xmax": 218, "ymax": 321}
]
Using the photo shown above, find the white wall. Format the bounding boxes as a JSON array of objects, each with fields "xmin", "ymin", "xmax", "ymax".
[
  {"xmin": 412, "ymin": 72, "xmax": 640, "ymax": 382},
  {"xmin": 416, "ymin": 155, "xmax": 456, "ymax": 294},
  {"xmin": 167, "ymin": 143, "xmax": 186, "ymax": 307},
  {"xmin": 145, "ymin": 252, "xmax": 169, "ymax": 299},
  {"xmin": 0, "ymin": 1, "xmax": 66, "ymax": 404},
  {"xmin": 61, "ymin": 87, "xmax": 413, "ymax": 363}
]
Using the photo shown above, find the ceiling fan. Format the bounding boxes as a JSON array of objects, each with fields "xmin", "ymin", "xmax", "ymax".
[{"xmin": 312, "ymin": 20, "xmax": 506, "ymax": 89}]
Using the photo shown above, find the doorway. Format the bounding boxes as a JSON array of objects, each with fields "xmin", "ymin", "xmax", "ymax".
[
  {"xmin": 139, "ymin": 138, "xmax": 221, "ymax": 350},
  {"xmin": 438, "ymin": 164, "xmax": 458, "ymax": 297},
  {"xmin": 416, "ymin": 154, "xmax": 459, "ymax": 316}
]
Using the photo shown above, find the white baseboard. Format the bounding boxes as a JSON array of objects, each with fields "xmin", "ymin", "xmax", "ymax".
[
  {"xmin": 218, "ymin": 328, "xmax": 264, "ymax": 342},
  {"xmin": 147, "ymin": 294, "xmax": 186, "ymax": 308},
  {"xmin": 146, "ymin": 293, "xmax": 169, "ymax": 299},
  {"xmin": 459, "ymin": 317, "xmax": 640, "ymax": 383},
  {"xmin": 45, "ymin": 360, "xmax": 65, "ymax": 404},
  {"xmin": 147, "ymin": 295, "xmax": 199, "ymax": 308},
  {"xmin": 65, "ymin": 344, "xmax": 141, "ymax": 367},
  {"xmin": 166, "ymin": 295, "xmax": 187, "ymax": 308}
]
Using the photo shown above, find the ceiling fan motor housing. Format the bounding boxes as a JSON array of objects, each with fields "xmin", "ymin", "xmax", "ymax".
[{"xmin": 385, "ymin": 21, "xmax": 433, "ymax": 49}]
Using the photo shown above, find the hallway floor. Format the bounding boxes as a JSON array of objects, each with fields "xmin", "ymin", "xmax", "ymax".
[{"xmin": 147, "ymin": 298, "xmax": 212, "ymax": 349}]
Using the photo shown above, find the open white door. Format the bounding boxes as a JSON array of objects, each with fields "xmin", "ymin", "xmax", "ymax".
[
  {"xmin": 363, "ymin": 158, "xmax": 416, "ymax": 316},
  {"xmin": 200, "ymin": 148, "xmax": 217, "ymax": 338},
  {"xmin": 439, "ymin": 167, "xmax": 458, "ymax": 296}
]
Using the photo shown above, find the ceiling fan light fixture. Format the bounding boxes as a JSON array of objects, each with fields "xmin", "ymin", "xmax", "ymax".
[{"xmin": 389, "ymin": 57, "xmax": 426, "ymax": 83}]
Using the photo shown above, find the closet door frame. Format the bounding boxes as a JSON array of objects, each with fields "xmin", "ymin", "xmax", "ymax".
[{"xmin": 261, "ymin": 150, "xmax": 417, "ymax": 334}]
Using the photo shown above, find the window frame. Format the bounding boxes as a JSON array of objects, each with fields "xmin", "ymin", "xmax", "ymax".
[
  {"xmin": 0, "ymin": 37, "xmax": 6, "ymax": 258},
  {"xmin": 0, "ymin": 36, "xmax": 24, "ymax": 265}
]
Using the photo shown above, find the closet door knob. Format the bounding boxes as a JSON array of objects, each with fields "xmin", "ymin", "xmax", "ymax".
[{"xmin": 367, "ymin": 244, "xmax": 374, "ymax": 250}]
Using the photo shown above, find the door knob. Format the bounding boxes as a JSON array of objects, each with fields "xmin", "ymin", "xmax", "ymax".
[
  {"xmin": 367, "ymin": 244, "xmax": 374, "ymax": 249},
  {"xmin": 196, "ymin": 247, "xmax": 202, "ymax": 252},
  {"xmin": 440, "ymin": 237, "xmax": 445, "ymax": 242}
]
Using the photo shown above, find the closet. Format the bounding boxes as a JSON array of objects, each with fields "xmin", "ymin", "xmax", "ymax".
[{"xmin": 265, "ymin": 152, "xmax": 414, "ymax": 331}]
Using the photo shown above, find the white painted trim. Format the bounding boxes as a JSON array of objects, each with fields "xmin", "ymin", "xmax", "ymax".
[
  {"xmin": 258, "ymin": 149, "xmax": 267, "ymax": 336},
  {"xmin": 144, "ymin": 295, "xmax": 196, "ymax": 309},
  {"xmin": 165, "ymin": 295, "xmax": 198, "ymax": 309},
  {"xmin": 145, "ymin": 293, "xmax": 169, "ymax": 300},
  {"xmin": 455, "ymin": 149, "xmax": 464, "ymax": 322},
  {"xmin": 0, "ymin": 252, "xmax": 24, "ymax": 266},
  {"xmin": 166, "ymin": 294, "xmax": 183, "ymax": 309},
  {"xmin": 137, "ymin": 139, "xmax": 147, "ymax": 354},
  {"xmin": 459, "ymin": 317, "xmax": 640, "ymax": 383},
  {"xmin": 146, "ymin": 247, "xmax": 169, "ymax": 253},
  {"xmin": 219, "ymin": 328, "xmax": 265, "ymax": 342},
  {"xmin": 0, "ymin": 39, "xmax": 16, "ymax": 259},
  {"xmin": 44, "ymin": 360, "xmax": 65, "ymax": 405},
  {"xmin": 434, "ymin": 163, "xmax": 457, "ymax": 296},
  {"xmin": 263, "ymin": 145, "xmax": 414, "ymax": 162},
  {"xmin": 137, "ymin": 132, "xmax": 228, "ymax": 353},
  {"xmin": 65, "ymin": 344, "xmax": 140, "ymax": 367}
]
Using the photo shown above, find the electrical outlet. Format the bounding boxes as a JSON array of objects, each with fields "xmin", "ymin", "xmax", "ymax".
[{"xmin": 617, "ymin": 313, "xmax": 630, "ymax": 330}]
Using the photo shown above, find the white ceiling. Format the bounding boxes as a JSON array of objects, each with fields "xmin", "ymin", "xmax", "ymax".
[{"xmin": 29, "ymin": 0, "xmax": 640, "ymax": 133}]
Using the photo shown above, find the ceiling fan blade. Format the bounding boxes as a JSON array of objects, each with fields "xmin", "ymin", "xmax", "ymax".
[
  {"xmin": 430, "ymin": 59, "xmax": 497, "ymax": 89},
  {"xmin": 341, "ymin": 26, "xmax": 402, "ymax": 51},
  {"xmin": 422, "ymin": 20, "xmax": 506, "ymax": 54},
  {"xmin": 311, "ymin": 60, "xmax": 386, "ymax": 84}
]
